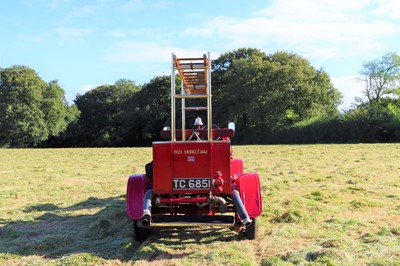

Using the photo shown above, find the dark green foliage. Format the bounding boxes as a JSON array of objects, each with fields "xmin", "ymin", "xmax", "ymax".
[
  {"xmin": 0, "ymin": 66, "xmax": 77, "ymax": 147},
  {"xmin": 212, "ymin": 48, "xmax": 342, "ymax": 137},
  {"xmin": 120, "ymin": 75, "xmax": 173, "ymax": 146},
  {"xmin": 72, "ymin": 79, "xmax": 140, "ymax": 147},
  {"xmin": 338, "ymin": 101, "xmax": 400, "ymax": 143},
  {"xmin": 43, "ymin": 80, "xmax": 79, "ymax": 137}
]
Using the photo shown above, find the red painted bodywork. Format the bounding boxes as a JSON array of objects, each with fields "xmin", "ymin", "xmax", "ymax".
[
  {"xmin": 126, "ymin": 140, "xmax": 263, "ymax": 222},
  {"xmin": 126, "ymin": 174, "xmax": 146, "ymax": 219},
  {"xmin": 152, "ymin": 141, "xmax": 232, "ymax": 194},
  {"xmin": 236, "ymin": 173, "xmax": 263, "ymax": 218},
  {"xmin": 231, "ymin": 158, "xmax": 243, "ymax": 180}
]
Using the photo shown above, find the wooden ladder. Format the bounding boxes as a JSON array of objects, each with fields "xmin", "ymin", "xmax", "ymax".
[
  {"xmin": 171, "ymin": 53, "xmax": 212, "ymax": 141},
  {"xmin": 173, "ymin": 54, "xmax": 209, "ymax": 95}
]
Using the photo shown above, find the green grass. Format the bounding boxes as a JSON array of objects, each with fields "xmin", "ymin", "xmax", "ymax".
[{"xmin": 0, "ymin": 144, "xmax": 399, "ymax": 265}]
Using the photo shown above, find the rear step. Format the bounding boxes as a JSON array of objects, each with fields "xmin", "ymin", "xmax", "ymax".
[{"xmin": 150, "ymin": 215, "xmax": 235, "ymax": 227}]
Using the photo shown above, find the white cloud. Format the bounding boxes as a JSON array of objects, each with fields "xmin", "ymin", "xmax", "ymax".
[
  {"xmin": 55, "ymin": 27, "xmax": 93, "ymax": 44},
  {"xmin": 79, "ymin": 84, "xmax": 97, "ymax": 94},
  {"xmin": 331, "ymin": 75, "xmax": 365, "ymax": 110},
  {"xmin": 372, "ymin": 0, "xmax": 400, "ymax": 20},
  {"xmin": 64, "ymin": 84, "xmax": 97, "ymax": 105},
  {"xmin": 253, "ymin": 0, "xmax": 371, "ymax": 22},
  {"xmin": 181, "ymin": 0, "xmax": 400, "ymax": 60},
  {"xmin": 15, "ymin": 27, "xmax": 93, "ymax": 46},
  {"xmin": 16, "ymin": 32, "xmax": 50, "ymax": 43},
  {"xmin": 102, "ymin": 41, "xmax": 208, "ymax": 63}
]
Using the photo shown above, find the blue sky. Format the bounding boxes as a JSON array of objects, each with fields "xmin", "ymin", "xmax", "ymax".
[{"xmin": 1, "ymin": 0, "xmax": 399, "ymax": 109}]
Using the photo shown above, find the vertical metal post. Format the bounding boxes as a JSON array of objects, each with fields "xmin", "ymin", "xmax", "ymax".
[
  {"xmin": 181, "ymin": 79, "xmax": 186, "ymax": 141},
  {"xmin": 207, "ymin": 52, "xmax": 212, "ymax": 141},
  {"xmin": 171, "ymin": 53, "xmax": 176, "ymax": 142}
]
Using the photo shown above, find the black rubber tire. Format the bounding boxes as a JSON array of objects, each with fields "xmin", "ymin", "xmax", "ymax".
[
  {"xmin": 133, "ymin": 220, "xmax": 151, "ymax": 242},
  {"xmin": 244, "ymin": 218, "xmax": 257, "ymax": 240}
]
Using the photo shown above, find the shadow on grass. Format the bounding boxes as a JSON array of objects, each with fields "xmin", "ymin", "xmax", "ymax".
[{"xmin": 0, "ymin": 196, "xmax": 240, "ymax": 263}]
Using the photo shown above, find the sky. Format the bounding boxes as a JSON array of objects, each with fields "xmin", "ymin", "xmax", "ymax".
[{"xmin": 1, "ymin": 0, "xmax": 399, "ymax": 109}]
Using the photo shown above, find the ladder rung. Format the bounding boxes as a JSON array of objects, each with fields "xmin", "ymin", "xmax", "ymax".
[
  {"xmin": 184, "ymin": 107, "xmax": 208, "ymax": 111},
  {"xmin": 185, "ymin": 89, "xmax": 207, "ymax": 94},
  {"xmin": 182, "ymin": 71, "xmax": 205, "ymax": 75},
  {"xmin": 183, "ymin": 75, "xmax": 206, "ymax": 80},
  {"xmin": 176, "ymin": 56, "xmax": 207, "ymax": 61},
  {"xmin": 182, "ymin": 76, "xmax": 205, "ymax": 79},
  {"xmin": 175, "ymin": 94, "xmax": 208, "ymax": 99},
  {"xmin": 177, "ymin": 62, "xmax": 206, "ymax": 66},
  {"xmin": 175, "ymin": 65, "xmax": 207, "ymax": 70},
  {"xmin": 184, "ymin": 80, "xmax": 206, "ymax": 84},
  {"xmin": 185, "ymin": 84, "xmax": 207, "ymax": 87}
]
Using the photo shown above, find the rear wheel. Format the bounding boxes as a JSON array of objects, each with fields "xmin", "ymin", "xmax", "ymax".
[
  {"xmin": 244, "ymin": 218, "xmax": 257, "ymax": 240},
  {"xmin": 133, "ymin": 220, "xmax": 151, "ymax": 242}
]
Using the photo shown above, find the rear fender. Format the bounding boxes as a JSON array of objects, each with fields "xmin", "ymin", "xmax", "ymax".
[
  {"xmin": 236, "ymin": 173, "xmax": 263, "ymax": 218},
  {"xmin": 126, "ymin": 174, "xmax": 147, "ymax": 219},
  {"xmin": 231, "ymin": 158, "xmax": 243, "ymax": 180}
]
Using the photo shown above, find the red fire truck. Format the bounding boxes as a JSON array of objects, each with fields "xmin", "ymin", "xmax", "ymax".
[{"xmin": 126, "ymin": 53, "xmax": 262, "ymax": 241}]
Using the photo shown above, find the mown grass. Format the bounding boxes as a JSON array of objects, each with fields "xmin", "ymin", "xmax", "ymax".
[{"xmin": 0, "ymin": 144, "xmax": 399, "ymax": 265}]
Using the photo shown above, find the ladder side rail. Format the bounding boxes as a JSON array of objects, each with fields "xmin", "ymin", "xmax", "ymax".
[
  {"xmin": 181, "ymin": 78, "xmax": 186, "ymax": 141},
  {"xmin": 207, "ymin": 52, "xmax": 212, "ymax": 141},
  {"xmin": 171, "ymin": 53, "xmax": 176, "ymax": 141}
]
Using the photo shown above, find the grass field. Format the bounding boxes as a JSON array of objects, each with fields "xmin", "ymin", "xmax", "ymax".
[{"xmin": 0, "ymin": 144, "xmax": 399, "ymax": 265}]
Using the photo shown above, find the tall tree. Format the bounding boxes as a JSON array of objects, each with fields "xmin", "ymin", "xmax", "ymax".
[
  {"xmin": 359, "ymin": 52, "xmax": 400, "ymax": 104},
  {"xmin": 43, "ymin": 80, "xmax": 79, "ymax": 137},
  {"xmin": 121, "ymin": 75, "xmax": 174, "ymax": 145},
  {"xmin": 73, "ymin": 79, "xmax": 140, "ymax": 146},
  {"xmin": 212, "ymin": 48, "xmax": 342, "ymax": 134},
  {"xmin": 0, "ymin": 66, "xmax": 76, "ymax": 147}
]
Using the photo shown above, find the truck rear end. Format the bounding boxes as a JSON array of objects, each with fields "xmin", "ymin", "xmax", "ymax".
[{"xmin": 126, "ymin": 53, "xmax": 262, "ymax": 241}]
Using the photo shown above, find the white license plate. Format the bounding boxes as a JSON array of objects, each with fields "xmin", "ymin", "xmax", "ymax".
[{"xmin": 172, "ymin": 178, "xmax": 211, "ymax": 190}]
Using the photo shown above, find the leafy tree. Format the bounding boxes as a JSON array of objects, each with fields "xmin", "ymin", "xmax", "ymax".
[
  {"xmin": 212, "ymin": 48, "xmax": 342, "ymax": 140},
  {"xmin": 121, "ymin": 75, "xmax": 174, "ymax": 145},
  {"xmin": 212, "ymin": 48, "xmax": 266, "ymax": 130},
  {"xmin": 73, "ymin": 79, "xmax": 140, "ymax": 146},
  {"xmin": 0, "ymin": 66, "xmax": 76, "ymax": 147},
  {"xmin": 43, "ymin": 80, "xmax": 79, "ymax": 137},
  {"xmin": 359, "ymin": 52, "xmax": 400, "ymax": 104},
  {"xmin": 338, "ymin": 52, "xmax": 400, "ymax": 143}
]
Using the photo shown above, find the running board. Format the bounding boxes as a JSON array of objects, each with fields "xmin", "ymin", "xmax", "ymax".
[{"xmin": 150, "ymin": 215, "xmax": 235, "ymax": 227}]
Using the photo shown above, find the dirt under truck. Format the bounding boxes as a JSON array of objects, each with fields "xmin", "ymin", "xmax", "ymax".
[{"xmin": 126, "ymin": 53, "xmax": 263, "ymax": 242}]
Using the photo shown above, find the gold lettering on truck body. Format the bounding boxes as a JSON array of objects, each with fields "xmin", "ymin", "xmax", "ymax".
[{"xmin": 183, "ymin": 150, "xmax": 208, "ymax": 155}]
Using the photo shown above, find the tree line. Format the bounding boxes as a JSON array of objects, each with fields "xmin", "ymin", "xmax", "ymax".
[{"xmin": 1, "ymin": 48, "xmax": 399, "ymax": 148}]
